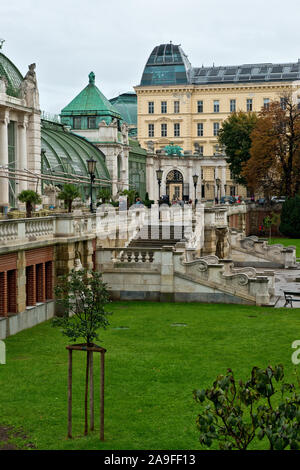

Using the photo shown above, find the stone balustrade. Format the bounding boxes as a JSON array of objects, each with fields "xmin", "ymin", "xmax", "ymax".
[
  {"xmin": 97, "ymin": 245, "xmax": 272, "ymax": 305},
  {"xmin": 0, "ymin": 213, "xmax": 97, "ymax": 247},
  {"xmin": 231, "ymin": 232, "xmax": 297, "ymax": 268}
]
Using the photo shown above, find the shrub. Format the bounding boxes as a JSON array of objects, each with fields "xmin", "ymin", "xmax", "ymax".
[
  {"xmin": 57, "ymin": 184, "xmax": 81, "ymax": 213},
  {"xmin": 194, "ymin": 364, "xmax": 300, "ymax": 450},
  {"xmin": 279, "ymin": 196, "xmax": 300, "ymax": 238}
]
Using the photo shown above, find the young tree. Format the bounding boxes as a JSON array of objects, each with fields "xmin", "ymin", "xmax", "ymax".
[
  {"xmin": 194, "ymin": 364, "xmax": 300, "ymax": 450},
  {"xmin": 18, "ymin": 190, "xmax": 42, "ymax": 218},
  {"xmin": 263, "ymin": 212, "xmax": 280, "ymax": 240},
  {"xmin": 243, "ymin": 95, "xmax": 300, "ymax": 198},
  {"xmin": 218, "ymin": 111, "xmax": 258, "ymax": 185},
  {"xmin": 53, "ymin": 269, "xmax": 111, "ymax": 435},
  {"xmin": 58, "ymin": 184, "xmax": 81, "ymax": 213}
]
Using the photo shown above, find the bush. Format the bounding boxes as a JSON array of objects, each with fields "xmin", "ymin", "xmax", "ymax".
[
  {"xmin": 279, "ymin": 196, "xmax": 300, "ymax": 238},
  {"xmin": 194, "ymin": 364, "xmax": 300, "ymax": 450}
]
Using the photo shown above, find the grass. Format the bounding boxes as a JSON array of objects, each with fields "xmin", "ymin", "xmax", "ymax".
[
  {"xmin": 268, "ymin": 237, "xmax": 300, "ymax": 256},
  {"xmin": 0, "ymin": 301, "xmax": 300, "ymax": 450}
]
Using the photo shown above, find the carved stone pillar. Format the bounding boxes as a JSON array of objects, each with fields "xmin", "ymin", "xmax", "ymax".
[
  {"xmin": 18, "ymin": 115, "xmax": 28, "ymax": 195},
  {"xmin": 0, "ymin": 110, "xmax": 10, "ymax": 207}
]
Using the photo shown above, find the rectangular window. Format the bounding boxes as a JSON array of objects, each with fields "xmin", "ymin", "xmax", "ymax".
[
  {"xmin": 280, "ymin": 97, "xmax": 287, "ymax": 110},
  {"xmin": 174, "ymin": 101, "xmax": 180, "ymax": 113},
  {"xmin": 161, "ymin": 101, "xmax": 167, "ymax": 114},
  {"xmin": 73, "ymin": 117, "xmax": 81, "ymax": 129},
  {"xmin": 199, "ymin": 145, "xmax": 203, "ymax": 156},
  {"xmin": 148, "ymin": 124, "xmax": 154, "ymax": 137},
  {"xmin": 214, "ymin": 100, "xmax": 220, "ymax": 113},
  {"xmin": 197, "ymin": 123, "xmax": 204, "ymax": 136},
  {"xmin": 148, "ymin": 102, "xmax": 154, "ymax": 114},
  {"xmin": 197, "ymin": 100, "xmax": 203, "ymax": 113},
  {"xmin": 246, "ymin": 99, "xmax": 253, "ymax": 111},
  {"xmin": 88, "ymin": 117, "xmax": 96, "ymax": 129},
  {"xmin": 161, "ymin": 123, "xmax": 167, "ymax": 137},
  {"xmin": 213, "ymin": 122, "xmax": 220, "ymax": 136},
  {"xmin": 174, "ymin": 123, "xmax": 180, "ymax": 137},
  {"xmin": 263, "ymin": 98, "xmax": 270, "ymax": 110},
  {"xmin": 230, "ymin": 99, "xmax": 236, "ymax": 112}
]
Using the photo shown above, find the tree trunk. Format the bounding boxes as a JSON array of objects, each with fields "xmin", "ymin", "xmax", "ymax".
[
  {"xmin": 84, "ymin": 350, "xmax": 90, "ymax": 435},
  {"xmin": 68, "ymin": 200, "xmax": 72, "ymax": 213},
  {"xmin": 26, "ymin": 202, "xmax": 32, "ymax": 218}
]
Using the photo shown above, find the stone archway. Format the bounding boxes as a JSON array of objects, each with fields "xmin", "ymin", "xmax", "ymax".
[{"xmin": 166, "ymin": 170, "xmax": 184, "ymax": 202}]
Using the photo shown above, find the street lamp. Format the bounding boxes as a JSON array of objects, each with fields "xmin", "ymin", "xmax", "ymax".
[
  {"xmin": 156, "ymin": 168, "xmax": 163, "ymax": 203},
  {"xmin": 193, "ymin": 174, "xmax": 199, "ymax": 208},
  {"xmin": 87, "ymin": 157, "xmax": 96, "ymax": 213}
]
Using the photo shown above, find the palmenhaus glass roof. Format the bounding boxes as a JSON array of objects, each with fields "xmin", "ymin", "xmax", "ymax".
[{"xmin": 41, "ymin": 120, "xmax": 110, "ymax": 185}]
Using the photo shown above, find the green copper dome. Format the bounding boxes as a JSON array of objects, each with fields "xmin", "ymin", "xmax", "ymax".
[
  {"xmin": 0, "ymin": 52, "xmax": 23, "ymax": 97},
  {"xmin": 109, "ymin": 92, "xmax": 137, "ymax": 126},
  {"xmin": 60, "ymin": 72, "xmax": 121, "ymax": 125}
]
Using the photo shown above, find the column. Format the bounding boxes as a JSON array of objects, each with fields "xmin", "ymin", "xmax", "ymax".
[
  {"xmin": 0, "ymin": 110, "xmax": 10, "ymax": 208},
  {"xmin": 17, "ymin": 116, "xmax": 28, "ymax": 195},
  {"xmin": 221, "ymin": 166, "xmax": 226, "ymax": 198}
]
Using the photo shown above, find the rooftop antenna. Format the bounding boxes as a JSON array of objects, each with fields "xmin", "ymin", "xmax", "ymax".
[{"xmin": 0, "ymin": 39, "xmax": 5, "ymax": 50}]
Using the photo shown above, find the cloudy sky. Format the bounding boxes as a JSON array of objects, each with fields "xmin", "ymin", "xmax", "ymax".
[{"xmin": 2, "ymin": 0, "xmax": 300, "ymax": 114}]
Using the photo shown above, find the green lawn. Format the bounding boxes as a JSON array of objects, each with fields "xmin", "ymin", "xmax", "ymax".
[
  {"xmin": 0, "ymin": 301, "xmax": 300, "ymax": 450},
  {"xmin": 268, "ymin": 237, "xmax": 300, "ymax": 257}
]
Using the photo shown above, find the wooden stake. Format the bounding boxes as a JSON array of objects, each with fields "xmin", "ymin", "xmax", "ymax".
[
  {"xmin": 67, "ymin": 349, "xmax": 72, "ymax": 438},
  {"xmin": 100, "ymin": 351, "xmax": 105, "ymax": 441},
  {"xmin": 89, "ymin": 351, "xmax": 94, "ymax": 431},
  {"xmin": 84, "ymin": 350, "xmax": 90, "ymax": 435}
]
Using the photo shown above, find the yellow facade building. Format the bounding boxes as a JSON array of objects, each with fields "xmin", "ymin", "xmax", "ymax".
[{"xmin": 135, "ymin": 43, "xmax": 300, "ymax": 201}]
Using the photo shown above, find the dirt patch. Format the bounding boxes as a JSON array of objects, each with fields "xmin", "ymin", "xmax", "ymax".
[{"xmin": 0, "ymin": 425, "xmax": 36, "ymax": 450}]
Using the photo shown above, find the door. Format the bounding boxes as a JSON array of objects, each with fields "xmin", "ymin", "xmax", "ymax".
[{"xmin": 169, "ymin": 184, "xmax": 182, "ymax": 201}]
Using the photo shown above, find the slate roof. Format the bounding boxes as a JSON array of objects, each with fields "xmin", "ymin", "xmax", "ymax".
[{"xmin": 140, "ymin": 44, "xmax": 300, "ymax": 86}]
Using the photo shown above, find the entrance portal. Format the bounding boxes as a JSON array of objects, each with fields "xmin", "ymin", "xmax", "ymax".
[{"xmin": 166, "ymin": 170, "xmax": 184, "ymax": 202}]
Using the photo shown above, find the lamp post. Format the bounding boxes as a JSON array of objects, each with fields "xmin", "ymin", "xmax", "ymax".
[
  {"xmin": 87, "ymin": 157, "xmax": 96, "ymax": 213},
  {"xmin": 156, "ymin": 168, "xmax": 163, "ymax": 221},
  {"xmin": 193, "ymin": 174, "xmax": 199, "ymax": 208},
  {"xmin": 156, "ymin": 168, "xmax": 163, "ymax": 203}
]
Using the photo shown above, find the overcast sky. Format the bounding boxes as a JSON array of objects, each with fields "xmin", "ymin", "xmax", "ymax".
[{"xmin": 2, "ymin": 0, "xmax": 300, "ymax": 114}]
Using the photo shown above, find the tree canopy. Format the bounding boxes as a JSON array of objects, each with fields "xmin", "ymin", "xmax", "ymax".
[
  {"xmin": 243, "ymin": 95, "xmax": 300, "ymax": 198},
  {"xmin": 218, "ymin": 111, "xmax": 258, "ymax": 185}
]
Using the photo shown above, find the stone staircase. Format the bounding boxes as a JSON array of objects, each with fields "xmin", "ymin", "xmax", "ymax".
[{"xmin": 127, "ymin": 224, "xmax": 185, "ymax": 248}]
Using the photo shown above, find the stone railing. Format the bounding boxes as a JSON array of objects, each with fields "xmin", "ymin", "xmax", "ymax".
[
  {"xmin": 231, "ymin": 232, "xmax": 297, "ymax": 268},
  {"xmin": 96, "ymin": 245, "xmax": 272, "ymax": 305},
  {"xmin": 0, "ymin": 213, "xmax": 97, "ymax": 247},
  {"xmin": 175, "ymin": 253, "xmax": 271, "ymax": 305}
]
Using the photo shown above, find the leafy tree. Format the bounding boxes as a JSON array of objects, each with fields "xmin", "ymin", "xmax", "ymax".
[
  {"xmin": 53, "ymin": 268, "xmax": 111, "ymax": 435},
  {"xmin": 98, "ymin": 187, "xmax": 112, "ymax": 204},
  {"xmin": 279, "ymin": 195, "xmax": 300, "ymax": 238},
  {"xmin": 57, "ymin": 184, "xmax": 81, "ymax": 213},
  {"xmin": 263, "ymin": 212, "xmax": 280, "ymax": 240},
  {"xmin": 218, "ymin": 111, "xmax": 258, "ymax": 185},
  {"xmin": 243, "ymin": 95, "xmax": 300, "ymax": 198},
  {"xmin": 18, "ymin": 189, "xmax": 42, "ymax": 218},
  {"xmin": 194, "ymin": 364, "xmax": 300, "ymax": 450}
]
